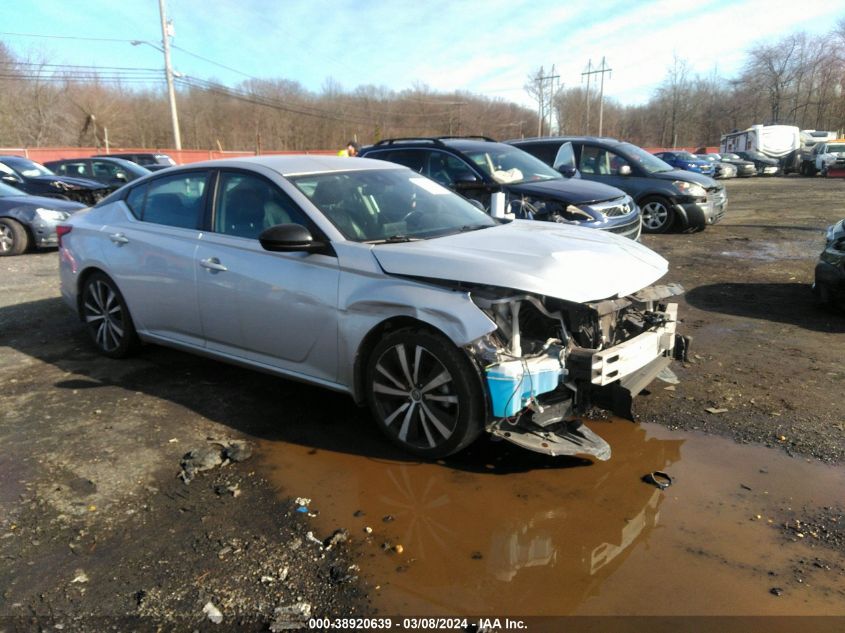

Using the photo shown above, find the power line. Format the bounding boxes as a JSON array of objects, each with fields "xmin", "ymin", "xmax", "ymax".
[{"xmin": 0, "ymin": 31, "xmax": 138, "ymax": 43}]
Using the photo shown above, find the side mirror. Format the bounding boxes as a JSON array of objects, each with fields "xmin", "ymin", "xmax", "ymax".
[
  {"xmin": 259, "ymin": 224, "xmax": 325, "ymax": 253},
  {"xmin": 115, "ymin": 172, "xmax": 128, "ymax": 182},
  {"xmin": 618, "ymin": 165, "xmax": 632, "ymax": 176},
  {"xmin": 452, "ymin": 172, "xmax": 480, "ymax": 189},
  {"xmin": 1, "ymin": 173, "xmax": 21, "ymax": 184}
]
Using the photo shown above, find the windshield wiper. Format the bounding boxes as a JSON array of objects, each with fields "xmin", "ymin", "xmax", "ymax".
[
  {"xmin": 367, "ymin": 234, "xmax": 419, "ymax": 244},
  {"xmin": 458, "ymin": 224, "xmax": 491, "ymax": 232}
]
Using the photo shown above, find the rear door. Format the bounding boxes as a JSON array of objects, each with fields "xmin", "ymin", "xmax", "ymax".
[
  {"xmin": 100, "ymin": 170, "xmax": 210, "ymax": 346},
  {"xmin": 195, "ymin": 169, "xmax": 341, "ymax": 382}
]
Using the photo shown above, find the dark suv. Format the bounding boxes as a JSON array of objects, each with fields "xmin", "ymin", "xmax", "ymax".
[
  {"xmin": 360, "ymin": 137, "xmax": 642, "ymax": 240},
  {"xmin": 508, "ymin": 137, "xmax": 727, "ymax": 233},
  {"xmin": 92, "ymin": 152, "xmax": 176, "ymax": 172}
]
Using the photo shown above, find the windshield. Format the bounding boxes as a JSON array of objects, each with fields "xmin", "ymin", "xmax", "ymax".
[
  {"xmin": 461, "ymin": 145, "xmax": 561, "ymax": 184},
  {"xmin": 290, "ymin": 168, "xmax": 497, "ymax": 242},
  {"xmin": 618, "ymin": 143, "xmax": 673, "ymax": 174},
  {"xmin": 0, "ymin": 157, "xmax": 54, "ymax": 178},
  {"xmin": 0, "ymin": 182, "xmax": 24, "ymax": 197},
  {"xmin": 721, "ymin": 153, "xmax": 741, "ymax": 160},
  {"xmin": 675, "ymin": 151, "xmax": 698, "ymax": 161},
  {"xmin": 827, "ymin": 143, "xmax": 845, "ymax": 153}
]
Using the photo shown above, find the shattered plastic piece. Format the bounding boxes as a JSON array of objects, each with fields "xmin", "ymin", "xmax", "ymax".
[
  {"xmin": 305, "ymin": 531, "xmax": 324, "ymax": 548},
  {"xmin": 642, "ymin": 471, "xmax": 673, "ymax": 490},
  {"xmin": 270, "ymin": 602, "xmax": 312, "ymax": 632},
  {"xmin": 705, "ymin": 407, "xmax": 729, "ymax": 414},
  {"xmin": 656, "ymin": 366, "xmax": 680, "ymax": 385},
  {"xmin": 71, "ymin": 570, "xmax": 88, "ymax": 584},
  {"xmin": 295, "ymin": 497, "xmax": 311, "ymax": 507},
  {"xmin": 295, "ymin": 506, "xmax": 309, "ymax": 514},
  {"xmin": 203, "ymin": 601, "xmax": 223, "ymax": 624}
]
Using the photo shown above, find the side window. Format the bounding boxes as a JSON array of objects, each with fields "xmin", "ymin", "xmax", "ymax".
[
  {"xmin": 579, "ymin": 146, "xmax": 604, "ymax": 175},
  {"xmin": 125, "ymin": 182, "xmax": 149, "ymax": 218},
  {"xmin": 142, "ymin": 171, "xmax": 208, "ymax": 229},
  {"xmin": 92, "ymin": 160, "xmax": 122, "ymax": 181},
  {"xmin": 526, "ymin": 143, "xmax": 559, "ymax": 166},
  {"xmin": 52, "ymin": 164, "xmax": 67, "ymax": 175},
  {"xmin": 62, "ymin": 161, "xmax": 90, "ymax": 178},
  {"xmin": 553, "ymin": 142, "xmax": 576, "ymax": 170},
  {"xmin": 378, "ymin": 150, "xmax": 425, "ymax": 173},
  {"xmin": 215, "ymin": 172, "xmax": 308, "ymax": 239},
  {"xmin": 423, "ymin": 151, "xmax": 475, "ymax": 186},
  {"xmin": 607, "ymin": 151, "xmax": 631, "ymax": 176}
]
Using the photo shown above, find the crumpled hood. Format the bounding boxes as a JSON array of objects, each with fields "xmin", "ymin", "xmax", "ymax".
[
  {"xmin": 29, "ymin": 175, "xmax": 108, "ymax": 190},
  {"xmin": 507, "ymin": 178, "xmax": 626, "ymax": 205},
  {"xmin": 372, "ymin": 220, "xmax": 667, "ymax": 303}
]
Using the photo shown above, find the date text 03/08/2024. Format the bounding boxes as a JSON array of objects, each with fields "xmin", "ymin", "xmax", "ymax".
[{"xmin": 306, "ymin": 617, "xmax": 528, "ymax": 631}]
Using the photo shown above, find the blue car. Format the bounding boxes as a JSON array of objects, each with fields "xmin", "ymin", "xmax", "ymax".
[{"xmin": 653, "ymin": 151, "xmax": 716, "ymax": 177}]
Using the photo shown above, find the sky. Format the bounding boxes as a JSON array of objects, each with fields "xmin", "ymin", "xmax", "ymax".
[{"xmin": 2, "ymin": 0, "xmax": 845, "ymax": 108}]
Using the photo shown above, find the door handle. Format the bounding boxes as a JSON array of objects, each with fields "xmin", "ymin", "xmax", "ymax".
[
  {"xmin": 109, "ymin": 232, "xmax": 129, "ymax": 245},
  {"xmin": 200, "ymin": 257, "xmax": 228, "ymax": 272}
]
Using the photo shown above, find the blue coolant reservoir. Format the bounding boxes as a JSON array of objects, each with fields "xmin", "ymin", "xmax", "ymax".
[{"xmin": 486, "ymin": 353, "xmax": 564, "ymax": 418}]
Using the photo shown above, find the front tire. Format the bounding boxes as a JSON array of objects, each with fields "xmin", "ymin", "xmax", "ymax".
[
  {"xmin": 640, "ymin": 197, "xmax": 674, "ymax": 234},
  {"xmin": 365, "ymin": 328, "xmax": 485, "ymax": 458},
  {"xmin": 0, "ymin": 218, "xmax": 29, "ymax": 256},
  {"xmin": 80, "ymin": 272, "xmax": 137, "ymax": 358}
]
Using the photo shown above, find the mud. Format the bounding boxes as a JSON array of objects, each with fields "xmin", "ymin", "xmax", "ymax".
[
  {"xmin": 1, "ymin": 176, "xmax": 844, "ymax": 627},
  {"xmin": 259, "ymin": 419, "xmax": 845, "ymax": 616}
]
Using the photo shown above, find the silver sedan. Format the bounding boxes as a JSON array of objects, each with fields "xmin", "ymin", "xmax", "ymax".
[{"xmin": 59, "ymin": 156, "xmax": 686, "ymax": 460}]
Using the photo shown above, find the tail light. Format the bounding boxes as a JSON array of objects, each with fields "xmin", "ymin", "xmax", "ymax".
[{"xmin": 56, "ymin": 224, "xmax": 72, "ymax": 247}]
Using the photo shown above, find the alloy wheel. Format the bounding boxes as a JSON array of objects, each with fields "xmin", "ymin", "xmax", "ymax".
[
  {"xmin": 371, "ymin": 343, "xmax": 460, "ymax": 451},
  {"xmin": 641, "ymin": 200, "xmax": 670, "ymax": 232},
  {"xmin": 83, "ymin": 279, "xmax": 126, "ymax": 353},
  {"xmin": 0, "ymin": 224, "xmax": 12, "ymax": 253}
]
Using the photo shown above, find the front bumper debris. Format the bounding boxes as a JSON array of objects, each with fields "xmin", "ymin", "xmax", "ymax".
[{"xmin": 489, "ymin": 418, "xmax": 611, "ymax": 461}]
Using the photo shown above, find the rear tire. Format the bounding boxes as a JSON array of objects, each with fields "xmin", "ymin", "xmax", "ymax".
[
  {"xmin": 80, "ymin": 272, "xmax": 138, "ymax": 358},
  {"xmin": 0, "ymin": 218, "xmax": 29, "ymax": 256},
  {"xmin": 640, "ymin": 197, "xmax": 674, "ymax": 234},
  {"xmin": 365, "ymin": 328, "xmax": 485, "ymax": 458}
]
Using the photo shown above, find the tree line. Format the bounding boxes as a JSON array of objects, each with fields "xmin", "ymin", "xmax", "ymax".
[
  {"xmin": 1, "ymin": 17, "xmax": 843, "ymax": 153},
  {"xmin": 543, "ymin": 19, "xmax": 845, "ymax": 147}
]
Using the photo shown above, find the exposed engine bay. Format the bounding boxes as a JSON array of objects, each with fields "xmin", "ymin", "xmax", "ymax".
[{"xmin": 467, "ymin": 283, "xmax": 689, "ymax": 460}]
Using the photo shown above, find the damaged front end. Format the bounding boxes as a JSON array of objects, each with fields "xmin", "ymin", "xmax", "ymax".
[{"xmin": 468, "ymin": 284, "xmax": 689, "ymax": 461}]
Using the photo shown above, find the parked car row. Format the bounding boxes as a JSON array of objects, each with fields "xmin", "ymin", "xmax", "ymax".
[{"xmin": 0, "ymin": 153, "xmax": 179, "ymax": 256}]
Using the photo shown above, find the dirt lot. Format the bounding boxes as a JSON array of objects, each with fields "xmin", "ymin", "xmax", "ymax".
[{"xmin": 0, "ymin": 176, "xmax": 843, "ymax": 629}]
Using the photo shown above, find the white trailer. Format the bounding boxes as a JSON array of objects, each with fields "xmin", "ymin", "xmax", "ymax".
[{"xmin": 719, "ymin": 125, "xmax": 801, "ymax": 172}]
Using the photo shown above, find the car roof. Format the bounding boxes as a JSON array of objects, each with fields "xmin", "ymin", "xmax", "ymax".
[
  {"xmin": 160, "ymin": 154, "xmax": 407, "ymax": 176},
  {"xmin": 507, "ymin": 136, "xmax": 622, "ymax": 145},
  {"xmin": 365, "ymin": 137, "xmax": 508, "ymax": 153}
]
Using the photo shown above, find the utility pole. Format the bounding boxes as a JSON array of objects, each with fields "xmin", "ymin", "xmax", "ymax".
[
  {"xmin": 537, "ymin": 67, "xmax": 559, "ymax": 136},
  {"xmin": 159, "ymin": 0, "xmax": 181, "ymax": 150},
  {"xmin": 582, "ymin": 59, "xmax": 592, "ymax": 134},
  {"xmin": 582, "ymin": 57, "xmax": 612, "ymax": 136}
]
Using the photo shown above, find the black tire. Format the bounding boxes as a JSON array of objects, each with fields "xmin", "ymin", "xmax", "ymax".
[
  {"xmin": 639, "ymin": 196, "xmax": 674, "ymax": 234},
  {"xmin": 0, "ymin": 218, "xmax": 29, "ymax": 256},
  {"xmin": 80, "ymin": 272, "xmax": 138, "ymax": 358},
  {"xmin": 365, "ymin": 328, "xmax": 485, "ymax": 458}
]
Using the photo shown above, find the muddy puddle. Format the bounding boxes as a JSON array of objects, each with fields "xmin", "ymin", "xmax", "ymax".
[{"xmin": 258, "ymin": 419, "xmax": 845, "ymax": 616}]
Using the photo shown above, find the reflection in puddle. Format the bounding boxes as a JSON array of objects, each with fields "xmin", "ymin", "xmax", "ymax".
[{"xmin": 258, "ymin": 419, "xmax": 845, "ymax": 616}]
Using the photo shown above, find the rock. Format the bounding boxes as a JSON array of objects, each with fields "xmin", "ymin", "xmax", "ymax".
[
  {"xmin": 223, "ymin": 440, "xmax": 252, "ymax": 462},
  {"xmin": 770, "ymin": 587, "xmax": 783, "ymax": 597},
  {"xmin": 179, "ymin": 447, "xmax": 224, "ymax": 483},
  {"xmin": 270, "ymin": 602, "xmax": 311, "ymax": 631},
  {"xmin": 705, "ymin": 407, "xmax": 729, "ymax": 414},
  {"xmin": 382, "ymin": 515, "xmax": 395, "ymax": 523},
  {"xmin": 324, "ymin": 529, "xmax": 349, "ymax": 550},
  {"xmin": 203, "ymin": 601, "xmax": 223, "ymax": 624}
]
